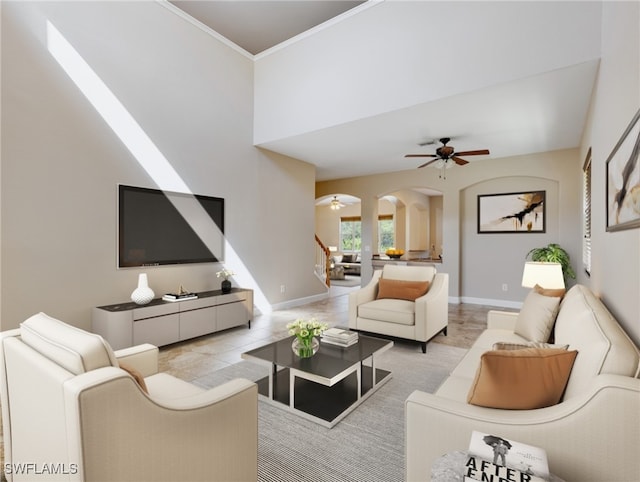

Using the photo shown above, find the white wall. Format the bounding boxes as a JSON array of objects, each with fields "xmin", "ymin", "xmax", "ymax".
[
  {"xmin": 580, "ymin": 1, "xmax": 640, "ymax": 344},
  {"xmin": 1, "ymin": 1, "xmax": 325, "ymax": 330},
  {"xmin": 254, "ymin": 1, "xmax": 601, "ymax": 144}
]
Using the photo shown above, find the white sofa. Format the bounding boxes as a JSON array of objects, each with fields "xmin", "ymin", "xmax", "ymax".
[
  {"xmin": 333, "ymin": 254, "xmax": 361, "ymax": 275},
  {"xmin": 405, "ymin": 284, "xmax": 640, "ymax": 481},
  {"xmin": 0, "ymin": 312, "xmax": 258, "ymax": 482},
  {"xmin": 348, "ymin": 264, "xmax": 448, "ymax": 352}
]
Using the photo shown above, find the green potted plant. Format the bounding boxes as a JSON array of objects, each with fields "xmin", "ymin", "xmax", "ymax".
[{"xmin": 526, "ymin": 243, "xmax": 576, "ymax": 283}]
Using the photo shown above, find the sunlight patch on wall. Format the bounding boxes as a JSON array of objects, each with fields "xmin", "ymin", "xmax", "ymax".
[{"xmin": 46, "ymin": 20, "xmax": 271, "ymax": 313}]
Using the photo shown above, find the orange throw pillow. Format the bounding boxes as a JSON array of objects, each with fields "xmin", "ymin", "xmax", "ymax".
[
  {"xmin": 376, "ymin": 278, "xmax": 430, "ymax": 301},
  {"xmin": 467, "ymin": 348, "xmax": 577, "ymax": 409},
  {"xmin": 534, "ymin": 284, "xmax": 566, "ymax": 298},
  {"xmin": 119, "ymin": 362, "xmax": 149, "ymax": 394}
]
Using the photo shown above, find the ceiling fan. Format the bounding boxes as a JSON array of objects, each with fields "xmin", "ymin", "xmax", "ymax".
[
  {"xmin": 405, "ymin": 137, "xmax": 490, "ymax": 170},
  {"xmin": 329, "ymin": 195, "xmax": 345, "ymax": 210}
]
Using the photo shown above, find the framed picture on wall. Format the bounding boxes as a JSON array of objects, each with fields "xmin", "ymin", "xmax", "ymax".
[
  {"xmin": 477, "ymin": 191, "xmax": 546, "ymax": 233},
  {"xmin": 606, "ymin": 108, "xmax": 640, "ymax": 232}
]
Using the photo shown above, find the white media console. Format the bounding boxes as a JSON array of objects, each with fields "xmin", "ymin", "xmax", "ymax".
[{"xmin": 92, "ymin": 288, "xmax": 253, "ymax": 350}]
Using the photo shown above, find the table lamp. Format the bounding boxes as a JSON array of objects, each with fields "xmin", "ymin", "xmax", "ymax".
[{"xmin": 521, "ymin": 262, "xmax": 565, "ymax": 289}]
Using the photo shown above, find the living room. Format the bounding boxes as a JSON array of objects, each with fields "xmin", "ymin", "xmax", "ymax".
[
  {"xmin": 2, "ymin": 1, "xmax": 639, "ymax": 480},
  {"xmin": 1, "ymin": 2, "xmax": 640, "ymax": 340},
  {"xmin": 3, "ymin": 1, "xmax": 638, "ymax": 346}
]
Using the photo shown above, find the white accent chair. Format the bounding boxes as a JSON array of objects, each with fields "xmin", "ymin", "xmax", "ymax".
[
  {"xmin": 348, "ymin": 264, "xmax": 448, "ymax": 352},
  {"xmin": 0, "ymin": 312, "xmax": 258, "ymax": 482}
]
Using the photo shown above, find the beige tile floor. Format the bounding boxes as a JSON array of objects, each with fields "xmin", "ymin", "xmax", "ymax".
[
  {"xmin": 0, "ymin": 284, "xmax": 510, "ymax": 478},
  {"xmin": 158, "ymin": 284, "xmax": 506, "ymax": 381}
]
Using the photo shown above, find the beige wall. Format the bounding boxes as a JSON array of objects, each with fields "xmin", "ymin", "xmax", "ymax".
[
  {"xmin": 317, "ymin": 148, "xmax": 582, "ymax": 304},
  {"xmin": 319, "ymin": 2, "xmax": 640, "ymax": 347},
  {"xmin": 1, "ymin": 2, "xmax": 325, "ymax": 330},
  {"xmin": 579, "ymin": 1, "xmax": 640, "ymax": 344}
]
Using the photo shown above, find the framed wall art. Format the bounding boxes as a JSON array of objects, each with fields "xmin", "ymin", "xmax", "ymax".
[
  {"xmin": 606, "ymin": 108, "xmax": 640, "ymax": 232},
  {"xmin": 477, "ymin": 191, "xmax": 546, "ymax": 233}
]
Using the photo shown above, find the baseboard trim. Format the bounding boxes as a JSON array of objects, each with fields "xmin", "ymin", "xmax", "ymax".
[
  {"xmin": 460, "ymin": 297, "xmax": 523, "ymax": 309},
  {"xmin": 270, "ymin": 292, "xmax": 329, "ymax": 311}
]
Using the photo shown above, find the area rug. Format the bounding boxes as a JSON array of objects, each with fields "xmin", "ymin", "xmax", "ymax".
[
  {"xmin": 329, "ymin": 275, "xmax": 361, "ymax": 287},
  {"xmin": 192, "ymin": 341, "xmax": 466, "ymax": 482}
]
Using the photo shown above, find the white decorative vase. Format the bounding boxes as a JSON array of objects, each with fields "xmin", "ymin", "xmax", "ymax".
[{"xmin": 131, "ymin": 273, "xmax": 154, "ymax": 305}]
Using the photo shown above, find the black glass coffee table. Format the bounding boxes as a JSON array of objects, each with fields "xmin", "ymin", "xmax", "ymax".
[{"xmin": 242, "ymin": 332, "xmax": 393, "ymax": 427}]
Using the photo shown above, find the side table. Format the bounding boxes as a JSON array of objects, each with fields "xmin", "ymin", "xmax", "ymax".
[{"xmin": 431, "ymin": 451, "xmax": 565, "ymax": 482}]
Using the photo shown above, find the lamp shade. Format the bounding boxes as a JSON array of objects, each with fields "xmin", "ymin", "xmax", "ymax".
[{"xmin": 521, "ymin": 262, "xmax": 565, "ymax": 289}]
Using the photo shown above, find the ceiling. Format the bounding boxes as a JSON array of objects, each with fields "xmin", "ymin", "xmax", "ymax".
[
  {"xmin": 169, "ymin": 1, "xmax": 599, "ymax": 182},
  {"xmin": 169, "ymin": 1, "xmax": 365, "ymax": 55}
]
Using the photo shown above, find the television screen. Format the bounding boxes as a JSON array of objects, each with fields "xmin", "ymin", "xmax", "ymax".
[{"xmin": 118, "ymin": 185, "xmax": 224, "ymax": 267}]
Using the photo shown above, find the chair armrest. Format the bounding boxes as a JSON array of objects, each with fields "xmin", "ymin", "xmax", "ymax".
[
  {"xmin": 414, "ymin": 273, "xmax": 449, "ymax": 341},
  {"xmin": 405, "ymin": 374, "xmax": 640, "ymax": 482},
  {"xmin": 114, "ymin": 343, "xmax": 158, "ymax": 377},
  {"xmin": 486, "ymin": 310, "xmax": 519, "ymax": 330},
  {"xmin": 152, "ymin": 378, "xmax": 257, "ymax": 409},
  {"xmin": 64, "ymin": 368, "xmax": 258, "ymax": 481},
  {"xmin": 348, "ymin": 270, "xmax": 383, "ymax": 329}
]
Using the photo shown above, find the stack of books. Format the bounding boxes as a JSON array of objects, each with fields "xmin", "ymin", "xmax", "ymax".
[
  {"xmin": 162, "ymin": 292, "xmax": 198, "ymax": 302},
  {"xmin": 322, "ymin": 328, "xmax": 359, "ymax": 347},
  {"xmin": 464, "ymin": 431, "xmax": 549, "ymax": 482}
]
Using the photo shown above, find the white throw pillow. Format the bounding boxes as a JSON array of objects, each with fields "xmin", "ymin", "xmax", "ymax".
[{"xmin": 514, "ymin": 290, "xmax": 562, "ymax": 342}]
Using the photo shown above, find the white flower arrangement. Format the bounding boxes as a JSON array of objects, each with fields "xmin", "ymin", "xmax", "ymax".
[
  {"xmin": 216, "ymin": 268, "xmax": 235, "ymax": 280},
  {"xmin": 286, "ymin": 318, "xmax": 328, "ymax": 339}
]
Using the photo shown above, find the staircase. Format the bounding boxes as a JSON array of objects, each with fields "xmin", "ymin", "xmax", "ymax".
[{"xmin": 315, "ymin": 235, "xmax": 331, "ymax": 287}]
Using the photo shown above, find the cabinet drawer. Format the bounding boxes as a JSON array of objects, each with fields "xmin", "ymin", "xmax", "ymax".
[
  {"xmin": 216, "ymin": 292, "xmax": 245, "ymax": 305},
  {"xmin": 217, "ymin": 302, "xmax": 249, "ymax": 331},
  {"xmin": 133, "ymin": 314, "xmax": 180, "ymax": 346},
  {"xmin": 180, "ymin": 297, "xmax": 216, "ymax": 311},
  {"xmin": 180, "ymin": 306, "xmax": 216, "ymax": 340},
  {"xmin": 133, "ymin": 303, "xmax": 179, "ymax": 321}
]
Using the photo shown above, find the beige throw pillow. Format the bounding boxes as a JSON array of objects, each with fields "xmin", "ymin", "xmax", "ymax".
[
  {"xmin": 514, "ymin": 289, "xmax": 562, "ymax": 342},
  {"xmin": 467, "ymin": 348, "xmax": 578, "ymax": 409}
]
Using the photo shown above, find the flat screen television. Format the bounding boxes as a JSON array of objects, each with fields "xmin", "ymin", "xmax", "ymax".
[{"xmin": 118, "ymin": 185, "xmax": 224, "ymax": 267}]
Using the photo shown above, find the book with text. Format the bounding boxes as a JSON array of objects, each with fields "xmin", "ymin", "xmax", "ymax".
[{"xmin": 464, "ymin": 431, "xmax": 549, "ymax": 482}]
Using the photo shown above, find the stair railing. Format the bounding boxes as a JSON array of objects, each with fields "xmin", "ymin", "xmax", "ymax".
[{"xmin": 315, "ymin": 235, "xmax": 331, "ymax": 287}]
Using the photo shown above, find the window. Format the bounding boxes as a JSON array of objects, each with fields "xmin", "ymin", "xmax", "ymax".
[
  {"xmin": 340, "ymin": 216, "xmax": 361, "ymax": 252},
  {"xmin": 583, "ymin": 149, "xmax": 592, "ymax": 275},
  {"xmin": 378, "ymin": 214, "xmax": 394, "ymax": 253},
  {"xmin": 340, "ymin": 215, "xmax": 395, "ymax": 253}
]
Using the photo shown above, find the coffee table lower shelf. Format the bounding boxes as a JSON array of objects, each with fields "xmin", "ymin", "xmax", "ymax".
[{"xmin": 255, "ymin": 365, "xmax": 391, "ymax": 428}]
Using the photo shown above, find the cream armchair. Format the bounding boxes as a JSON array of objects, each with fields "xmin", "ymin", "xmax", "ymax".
[
  {"xmin": 348, "ymin": 264, "xmax": 448, "ymax": 352},
  {"xmin": 0, "ymin": 312, "xmax": 258, "ymax": 482}
]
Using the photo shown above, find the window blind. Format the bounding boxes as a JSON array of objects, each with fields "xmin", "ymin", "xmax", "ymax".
[{"xmin": 582, "ymin": 149, "xmax": 592, "ymax": 275}]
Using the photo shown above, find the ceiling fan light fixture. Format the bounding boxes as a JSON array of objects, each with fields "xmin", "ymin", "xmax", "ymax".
[
  {"xmin": 433, "ymin": 159, "xmax": 453, "ymax": 169},
  {"xmin": 330, "ymin": 196, "xmax": 341, "ymax": 210}
]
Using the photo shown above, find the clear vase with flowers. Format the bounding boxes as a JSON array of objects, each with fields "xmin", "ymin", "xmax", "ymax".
[{"xmin": 286, "ymin": 318, "xmax": 329, "ymax": 358}]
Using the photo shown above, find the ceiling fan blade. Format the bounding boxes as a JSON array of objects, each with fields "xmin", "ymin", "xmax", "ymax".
[
  {"xmin": 405, "ymin": 154, "xmax": 437, "ymax": 158},
  {"xmin": 417, "ymin": 159, "xmax": 439, "ymax": 168},
  {"xmin": 453, "ymin": 149, "xmax": 490, "ymax": 156},
  {"xmin": 452, "ymin": 156, "xmax": 469, "ymax": 165}
]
